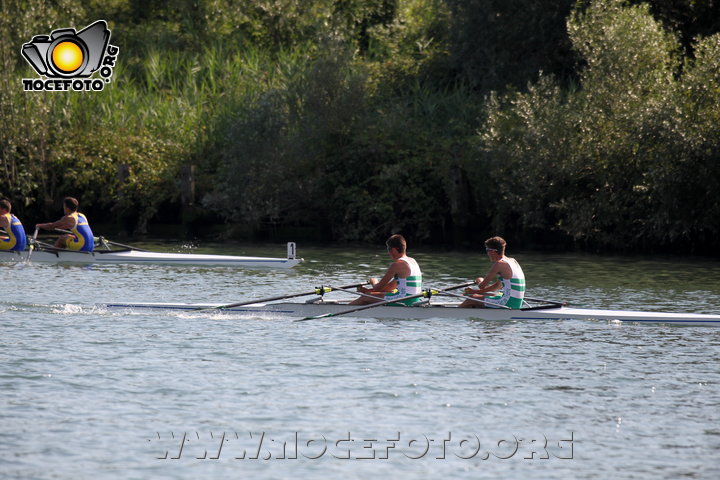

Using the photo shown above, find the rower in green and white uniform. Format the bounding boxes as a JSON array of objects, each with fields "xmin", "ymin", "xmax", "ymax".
[
  {"xmin": 350, "ymin": 234, "xmax": 423, "ymax": 306},
  {"xmin": 383, "ymin": 255, "xmax": 423, "ymax": 306},
  {"xmin": 482, "ymin": 256, "xmax": 525, "ymax": 309},
  {"xmin": 460, "ymin": 236, "xmax": 526, "ymax": 309}
]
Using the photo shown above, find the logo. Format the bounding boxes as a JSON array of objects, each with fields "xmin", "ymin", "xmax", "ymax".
[{"xmin": 21, "ymin": 20, "xmax": 119, "ymax": 92}]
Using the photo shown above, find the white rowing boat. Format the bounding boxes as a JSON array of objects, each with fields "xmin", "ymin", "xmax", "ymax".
[
  {"xmin": 0, "ymin": 242, "xmax": 303, "ymax": 268},
  {"xmin": 98, "ymin": 299, "xmax": 720, "ymax": 326}
]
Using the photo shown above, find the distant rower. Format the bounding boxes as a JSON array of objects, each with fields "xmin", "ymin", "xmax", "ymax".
[
  {"xmin": 460, "ymin": 236, "xmax": 526, "ymax": 309},
  {"xmin": 36, "ymin": 197, "xmax": 95, "ymax": 252},
  {"xmin": 0, "ymin": 199, "xmax": 27, "ymax": 251},
  {"xmin": 350, "ymin": 234, "xmax": 423, "ymax": 305}
]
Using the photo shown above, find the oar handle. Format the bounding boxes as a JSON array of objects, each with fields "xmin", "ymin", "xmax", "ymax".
[
  {"xmin": 329, "ymin": 286, "xmax": 388, "ymax": 301},
  {"xmin": 439, "ymin": 281, "xmax": 476, "ymax": 291}
]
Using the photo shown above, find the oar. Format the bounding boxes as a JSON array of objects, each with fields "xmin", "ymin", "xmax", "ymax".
[
  {"xmin": 95, "ymin": 236, "xmax": 150, "ymax": 252},
  {"xmin": 328, "ymin": 285, "xmax": 398, "ymax": 302},
  {"xmin": 433, "ymin": 289, "xmax": 512, "ymax": 308},
  {"xmin": 25, "ymin": 227, "xmax": 39, "ymax": 262},
  {"xmin": 51, "ymin": 229, "xmax": 150, "ymax": 252},
  {"xmin": 33, "ymin": 240, "xmax": 64, "ymax": 250},
  {"xmin": 295, "ymin": 290, "xmax": 431, "ymax": 322},
  {"xmin": 524, "ymin": 297, "xmax": 568, "ymax": 307},
  {"xmin": 440, "ymin": 281, "xmax": 476, "ymax": 291},
  {"xmin": 295, "ymin": 281, "xmax": 476, "ymax": 322},
  {"xmin": 438, "ymin": 283, "xmax": 563, "ymax": 308},
  {"xmin": 200, "ymin": 282, "xmax": 370, "ymax": 311}
]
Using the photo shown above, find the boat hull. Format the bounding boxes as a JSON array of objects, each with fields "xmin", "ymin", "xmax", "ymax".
[
  {"xmin": 98, "ymin": 301, "xmax": 720, "ymax": 326},
  {"xmin": 0, "ymin": 248, "xmax": 302, "ymax": 268}
]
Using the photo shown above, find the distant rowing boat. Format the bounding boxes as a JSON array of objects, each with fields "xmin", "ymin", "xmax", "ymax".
[
  {"xmin": 98, "ymin": 299, "xmax": 720, "ymax": 326},
  {"xmin": 0, "ymin": 241, "xmax": 303, "ymax": 268}
]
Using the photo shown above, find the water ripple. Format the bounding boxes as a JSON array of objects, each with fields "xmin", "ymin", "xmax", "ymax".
[{"xmin": 2, "ymin": 247, "xmax": 720, "ymax": 479}]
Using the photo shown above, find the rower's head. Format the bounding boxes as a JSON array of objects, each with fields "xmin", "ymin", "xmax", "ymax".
[
  {"xmin": 484, "ymin": 236, "xmax": 506, "ymax": 259},
  {"xmin": 386, "ymin": 234, "xmax": 407, "ymax": 258},
  {"xmin": 0, "ymin": 199, "xmax": 10, "ymax": 214},
  {"xmin": 63, "ymin": 197, "xmax": 79, "ymax": 214}
]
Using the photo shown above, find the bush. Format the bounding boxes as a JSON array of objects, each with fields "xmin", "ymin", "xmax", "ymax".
[{"xmin": 479, "ymin": 0, "xmax": 719, "ymax": 250}]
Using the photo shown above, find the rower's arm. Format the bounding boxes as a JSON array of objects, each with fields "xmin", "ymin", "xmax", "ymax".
[
  {"xmin": 363, "ymin": 261, "xmax": 407, "ymax": 293},
  {"xmin": 36, "ymin": 215, "xmax": 75, "ymax": 231},
  {"xmin": 465, "ymin": 280, "xmax": 501, "ymax": 295},
  {"xmin": 478, "ymin": 264, "xmax": 501, "ymax": 289},
  {"xmin": 372, "ymin": 273, "xmax": 398, "ymax": 292},
  {"xmin": 480, "ymin": 280, "xmax": 502, "ymax": 293},
  {"xmin": 465, "ymin": 264, "xmax": 502, "ymax": 295}
]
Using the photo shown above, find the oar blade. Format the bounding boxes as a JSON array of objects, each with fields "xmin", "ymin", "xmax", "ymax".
[{"xmin": 297, "ymin": 312, "xmax": 335, "ymax": 322}]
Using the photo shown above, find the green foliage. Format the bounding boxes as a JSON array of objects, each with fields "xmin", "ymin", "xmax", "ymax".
[
  {"xmin": 203, "ymin": 46, "xmax": 368, "ymax": 229},
  {"xmin": 0, "ymin": 0, "xmax": 84, "ymax": 212},
  {"xmin": 647, "ymin": 32, "xmax": 720, "ymax": 246},
  {"xmin": 481, "ymin": 0, "xmax": 720, "ymax": 250},
  {"xmin": 1, "ymin": 0, "xmax": 719, "ymax": 251},
  {"xmin": 480, "ymin": 76, "xmax": 577, "ymax": 236},
  {"xmin": 435, "ymin": 0, "xmax": 576, "ymax": 92},
  {"xmin": 627, "ymin": 0, "xmax": 720, "ymax": 53},
  {"xmin": 321, "ymin": 82, "xmax": 480, "ymax": 242}
]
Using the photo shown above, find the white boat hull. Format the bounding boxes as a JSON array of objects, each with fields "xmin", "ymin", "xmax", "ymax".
[
  {"xmin": 98, "ymin": 300, "xmax": 720, "ymax": 326},
  {"xmin": 0, "ymin": 248, "xmax": 302, "ymax": 268}
]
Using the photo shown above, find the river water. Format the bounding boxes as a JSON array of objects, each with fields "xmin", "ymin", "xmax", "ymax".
[{"xmin": 2, "ymin": 243, "xmax": 720, "ymax": 479}]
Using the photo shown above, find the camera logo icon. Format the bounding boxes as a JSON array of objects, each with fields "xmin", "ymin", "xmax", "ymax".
[{"xmin": 21, "ymin": 20, "xmax": 119, "ymax": 92}]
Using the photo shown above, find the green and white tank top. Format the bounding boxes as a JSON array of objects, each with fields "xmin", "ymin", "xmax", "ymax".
[
  {"xmin": 485, "ymin": 257, "xmax": 525, "ymax": 309},
  {"xmin": 384, "ymin": 256, "xmax": 423, "ymax": 305}
]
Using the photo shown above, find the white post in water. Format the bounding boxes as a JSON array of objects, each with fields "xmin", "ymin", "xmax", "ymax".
[{"xmin": 287, "ymin": 242, "xmax": 296, "ymax": 259}]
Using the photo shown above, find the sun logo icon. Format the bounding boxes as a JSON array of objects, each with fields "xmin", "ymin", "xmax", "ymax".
[{"xmin": 52, "ymin": 41, "xmax": 85, "ymax": 73}]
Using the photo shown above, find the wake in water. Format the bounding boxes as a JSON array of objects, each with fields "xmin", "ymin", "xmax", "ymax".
[
  {"xmin": 41, "ymin": 302, "xmax": 287, "ymax": 322},
  {"xmin": 0, "ymin": 301, "xmax": 284, "ymax": 323},
  {"xmin": 172, "ymin": 310, "xmax": 288, "ymax": 321}
]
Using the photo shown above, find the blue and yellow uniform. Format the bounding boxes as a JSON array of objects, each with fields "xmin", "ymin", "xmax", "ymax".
[
  {"xmin": 67, "ymin": 212, "xmax": 94, "ymax": 252},
  {"xmin": 0, "ymin": 212, "xmax": 27, "ymax": 251}
]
